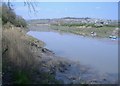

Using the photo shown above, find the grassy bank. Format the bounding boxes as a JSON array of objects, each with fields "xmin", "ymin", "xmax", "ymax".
[
  {"xmin": 28, "ymin": 18, "xmax": 118, "ymax": 38},
  {"xmin": 28, "ymin": 23, "xmax": 118, "ymax": 38},
  {"xmin": 49, "ymin": 25, "xmax": 118, "ymax": 38},
  {"xmin": 2, "ymin": 25, "xmax": 60, "ymax": 84}
]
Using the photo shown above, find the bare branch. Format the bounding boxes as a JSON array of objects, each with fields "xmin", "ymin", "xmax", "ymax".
[{"xmin": 4, "ymin": 0, "xmax": 37, "ymax": 13}]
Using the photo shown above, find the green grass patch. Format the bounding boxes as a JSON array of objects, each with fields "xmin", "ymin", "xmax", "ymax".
[
  {"xmin": 28, "ymin": 36, "xmax": 38, "ymax": 42},
  {"xmin": 52, "ymin": 23, "xmax": 103, "ymax": 28},
  {"xmin": 37, "ymin": 72, "xmax": 61, "ymax": 84},
  {"xmin": 13, "ymin": 70, "xmax": 30, "ymax": 84},
  {"xmin": 50, "ymin": 25, "xmax": 117, "ymax": 38},
  {"xmin": 27, "ymin": 35, "xmax": 45, "ymax": 47}
]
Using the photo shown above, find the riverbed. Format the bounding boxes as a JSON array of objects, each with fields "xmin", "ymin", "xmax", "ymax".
[{"xmin": 27, "ymin": 31, "xmax": 118, "ymax": 76}]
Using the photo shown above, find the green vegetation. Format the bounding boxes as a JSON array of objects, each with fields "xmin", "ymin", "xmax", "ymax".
[
  {"xmin": 52, "ymin": 22, "xmax": 118, "ymax": 28},
  {"xmin": 49, "ymin": 25, "xmax": 117, "ymax": 38},
  {"xmin": 35, "ymin": 72, "xmax": 61, "ymax": 84},
  {"xmin": 2, "ymin": 3, "xmax": 27, "ymax": 27},
  {"xmin": 14, "ymin": 16, "xmax": 27, "ymax": 27},
  {"xmin": 53, "ymin": 23, "xmax": 99, "ymax": 28},
  {"xmin": 13, "ymin": 70, "xmax": 30, "ymax": 84},
  {"xmin": 28, "ymin": 19, "xmax": 118, "ymax": 38}
]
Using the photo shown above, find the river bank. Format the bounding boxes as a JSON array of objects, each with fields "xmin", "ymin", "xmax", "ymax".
[
  {"xmin": 2, "ymin": 25, "xmax": 118, "ymax": 84},
  {"xmin": 28, "ymin": 21, "xmax": 119, "ymax": 39},
  {"xmin": 27, "ymin": 31, "xmax": 118, "ymax": 84}
]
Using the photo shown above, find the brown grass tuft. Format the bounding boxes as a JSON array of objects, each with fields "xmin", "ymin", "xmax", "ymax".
[{"xmin": 2, "ymin": 26, "xmax": 38, "ymax": 70}]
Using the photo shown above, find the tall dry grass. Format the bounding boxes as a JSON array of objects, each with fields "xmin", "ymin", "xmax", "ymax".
[
  {"xmin": 2, "ymin": 26, "xmax": 38, "ymax": 70},
  {"xmin": 2, "ymin": 26, "xmax": 61, "ymax": 84}
]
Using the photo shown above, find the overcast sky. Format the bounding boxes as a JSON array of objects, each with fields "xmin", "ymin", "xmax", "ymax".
[{"xmin": 12, "ymin": 2, "xmax": 118, "ymax": 20}]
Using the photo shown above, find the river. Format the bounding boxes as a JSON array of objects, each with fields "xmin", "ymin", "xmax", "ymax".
[{"xmin": 27, "ymin": 31, "xmax": 118, "ymax": 75}]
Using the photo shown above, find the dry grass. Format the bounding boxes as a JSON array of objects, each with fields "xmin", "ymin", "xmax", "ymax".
[
  {"xmin": 2, "ymin": 25, "xmax": 61, "ymax": 84},
  {"xmin": 2, "ymin": 26, "xmax": 40, "ymax": 71},
  {"xmin": 2, "ymin": 26, "xmax": 43, "ymax": 84}
]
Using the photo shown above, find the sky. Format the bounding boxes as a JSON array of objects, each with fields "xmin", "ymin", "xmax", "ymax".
[{"xmin": 11, "ymin": 2, "xmax": 118, "ymax": 20}]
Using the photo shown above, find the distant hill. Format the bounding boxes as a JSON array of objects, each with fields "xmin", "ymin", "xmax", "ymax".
[
  {"xmin": 28, "ymin": 17, "xmax": 118, "ymax": 27},
  {"xmin": 61, "ymin": 17, "xmax": 91, "ymax": 19}
]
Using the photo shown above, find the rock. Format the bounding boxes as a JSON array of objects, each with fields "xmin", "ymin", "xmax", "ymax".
[
  {"xmin": 37, "ymin": 46, "xmax": 42, "ymax": 48},
  {"xmin": 103, "ymin": 78, "xmax": 107, "ymax": 81},
  {"xmin": 68, "ymin": 64, "xmax": 71, "ymax": 67},
  {"xmin": 71, "ymin": 77, "xmax": 77, "ymax": 80},
  {"xmin": 40, "ymin": 67, "xmax": 50, "ymax": 73},
  {"xmin": 50, "ymin": 70, "xmax": 56, "ymax": 75},
  {"xmin": 41, "ymin": 60, "xmax": 46, "ymax": 64},
  {"xmin": 90, "ymin": 79, "xmax": 98, "ymax": 84},
  {"xmin": 41, "ymin": 48, "xmax": 55, "ymax": 55},
  {"xmin": 58, "ymin": 64, "xmax": 68, "ymax": 73},
  {"xmin": 58, "ymin": 62, "xmax": 71, "ymax": 73},
  {"xmin": 50, "ymin": 66, "xmax": 56, "ymax": 75},
  {"xmin": 59, "ymin": 67, "xmax": 65, "ymax": 73},
  {"xmin": 38, "ymin": 56, "xmax": 42, "ymax": 58},
  {"xmin": 42, "ymin": 48, "xmax": 46, "ymax": 52},
  {"xmin": 31, "ymin": 42, "xmax": 37, "ymax": 47},
  {"xmin": 68, "ymin": 76, "xmax": 77, "ymax": 81}
]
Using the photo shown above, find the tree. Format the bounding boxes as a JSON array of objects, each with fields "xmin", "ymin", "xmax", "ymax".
[
  {"xmin": 2, "ymin": 3, "xmax": 16, "ymax": 24},
  {"xmin": 2, "ymin": 3, "xmax": 27, "ymax": 27},
  {"xmin": 2, "ymin": 1, "xmax": 37, "ymax": 27},
  {"xmin": 15, "ymin": 15, "xmax": 27, "ymax": 27}
]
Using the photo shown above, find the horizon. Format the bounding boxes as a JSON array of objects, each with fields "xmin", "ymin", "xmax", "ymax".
[
  {"xmin": 27, "ymin": 17, "xmax": 118, "ymax": 21},
  {"xmin": 12, "ymin": 2, "xmax": 118, "ymax": 20}
]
